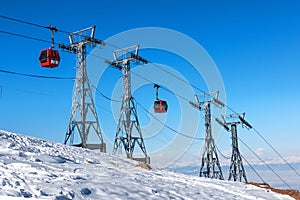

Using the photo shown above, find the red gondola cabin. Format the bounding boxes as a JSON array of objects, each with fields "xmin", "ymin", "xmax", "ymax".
[
  {"xmin": 39, "ymin": 49, "xmax": 60, "ymax": 68},
  {"xmin": 154, "ymin": 100, "xmax": 168, "ymax": 113}
]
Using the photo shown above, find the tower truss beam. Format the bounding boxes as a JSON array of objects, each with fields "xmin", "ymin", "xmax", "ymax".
[
  {"xmin": 61, "ymin": 26, "xmax": 106, "ymax": 152},
  {"xmin": 190, "ymin": 91, "xmax": 224, "ymax": 180},
  {"xmin": 217, "ymin": 113, "xmax": 250, "ymax": 182},
  {"xmin": 228, "ymin": 124, "xmax": 247, "ymax": 182},
  {"xmin": 107, "ymin": 45, "xmax": 149, "ymax": 164}
]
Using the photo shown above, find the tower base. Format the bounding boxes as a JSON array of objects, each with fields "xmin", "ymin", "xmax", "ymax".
[
  {"xmin": 72, "ymin": 143, "xmax": 106, "ymax": 153},
  {"xmin": 132, "ymin": 157, "xmax": 150, "ymax": 164}
]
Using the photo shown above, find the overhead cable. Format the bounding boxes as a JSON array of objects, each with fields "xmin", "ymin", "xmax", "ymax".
[{"xmin": 0, "ymin": 68, "xmax": 74, "ymax": 80}]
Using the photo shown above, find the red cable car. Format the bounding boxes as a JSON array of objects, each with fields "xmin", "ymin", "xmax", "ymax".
[
  {"xmin": 39, "ymin": 48, "xmax": 60, "ymax": 68},
  {"xmin": 39, "ymin": 26, "xmax": 60, "ymax": 68},
  {"xmin": 153, "ymin": 84, "xmax": 168, "ymax": 113},
  {"xmin": 154, "ymin": 99, "xmax": 168, "ymax": 113}
]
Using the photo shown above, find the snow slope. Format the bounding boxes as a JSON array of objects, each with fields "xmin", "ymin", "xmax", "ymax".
[
  {"xmin": 0, "ymin": 130, "xmax": 294, "ymax": 200},
  {"xmin": 168, "ymin": 164, "xmax": 300, "ymax": 192}
]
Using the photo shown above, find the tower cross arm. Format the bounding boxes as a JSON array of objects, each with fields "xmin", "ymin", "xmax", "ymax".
[
  {"xmin": 105, "ymin": 59, "xmax": 122, "ymax": 70},
  {"xmin": 215, "ymin": 117, "xmax": 230, "ymax": 131},
  {"xmin": 58, "ymin": 44, "xmax": 78, "ymax": 53},
  {"xmin": 238, "ymin": 116, "xmax": 252, "ymax": 129},
  {"xmin": 86, "ymin": 37, "xmax": 106, "ymax": 46},
  {"xmin": 189, "ymin": 101, "xmax": 201, "ymax": 110},
  {"xmin": 130, "ymin": 53, "xmax": 148, "ymax": 64}
]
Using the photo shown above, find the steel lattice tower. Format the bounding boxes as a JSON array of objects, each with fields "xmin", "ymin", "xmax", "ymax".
[
  {"xmin": 61, "ymin": 26, "xmax": 106, "ymax": 152},
  {"xmin": 216, "ymin": 113, "xmax": 252, "ymax": 182},
  {"xmin": 105, "ymin": 45, "xmax": 150, "ymax": 164},
  {"xmin": 228, "ymin": 123, "xmax": 247, "ymax": 182},
  {"xmin": 190, "ymin": 92, "xmax": 224, "ymax": 180}
]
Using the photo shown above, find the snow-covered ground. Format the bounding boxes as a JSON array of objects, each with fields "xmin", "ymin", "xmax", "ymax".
[{"xmin": 0, "ymin": 130, "xmax": 294, "ymax": 199}]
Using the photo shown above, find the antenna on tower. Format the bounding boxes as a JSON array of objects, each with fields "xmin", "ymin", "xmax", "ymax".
[
  {"xmin": 190, "ymin": 91, "xmax": 224, "ymax": 180},
  {"xmin": 105, "ymin": 45, "xmax": 150, "ymax": 164},
  {"xmin": 215, "ymin": 112, "xmax": 251, "ymax": 182},
  {"xmin": 60, "ymin": 26, "xmax": 106, "ymax": 152}
]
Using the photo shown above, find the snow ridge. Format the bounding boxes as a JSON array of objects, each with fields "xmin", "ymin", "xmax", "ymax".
[{"xmin": 0, "ymin": 130, "xmax": 293, "ymax": 199}]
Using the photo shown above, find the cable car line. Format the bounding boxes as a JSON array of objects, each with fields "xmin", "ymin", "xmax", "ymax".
[
  {"xmin": 118, "ymin": 64, "xmax": 300, "ymax": 180},
  {"xmin": 0, "ymin": 14, "xmax": 102, "ymax": 51},
  {"xmin": 0, "ymin": 15, "xmax": 207, "ymax": 97},
  {"xmin": 139, "ymin": 60, "xmax": 300, "ymax": 179},
  {"xmin": 0, "ymin": 14, "xmax": 93, "ymax": 38},
  {"xmin": 2, "ymin": 14, "xmax": 299, "ymax": 184},
  {"xmin": 0, "ymin": 29, "xmax": 53, "ymax": 44},
  {"xmin": 0, "ymin": 29, "xmax": 73, "ymax": 57},
  {"xmin": 4, "ymin": 24, "xmax": 297, "ymax": 181},
  {"xmin": 0, "ymin": 23, "xmax": 233, "ymax": 120},
  {"xmin": 0, "ymin": 69, "xmax": 75, "ymax": 80},
  {"xmin": 0, "ymin": 14, "xmax": 66, "ymax": 34},
  {"xmin": 0, "ymin": 15, "xmax": 48, "ymax": 29},
  {"xmin": 238, "ymin": 136, "xmax": 292, "ymax": 189}
]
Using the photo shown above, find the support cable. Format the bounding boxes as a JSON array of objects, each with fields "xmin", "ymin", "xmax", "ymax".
[
  {"xmin": 0, "ymin": 68, "xmax": 74, "ymax": 80},
  {"xmin": 0, "ymin": 15, "xmax": 48, "ymax": 29},
  {"xmin": 252, "ymin": 127, "xmax": 300, "ymax": 177},
  {"xmin": 92, "ymin": 85, "xmax": 122, "ymax": 103},
  {"xmin": 1, "ymin": 85, "xmax": 57, "ymax": 97},
  {"xmin": 241, "ymin": 154, "xmax": 266, "ymax": 184},
  {"xmin": 216, "ymin": 145, "xmax": 231, "ymax": 159},
  {"xmin": 238, "ymin": 137, "xmax": 292, "ymax": 189},
  {"xmin": 147, "ymin": 61, "xmax": 206, "ymax": 94},
  {"xmin": 101, "ymin": 41, "xmax": 209, "ymax": 95},
  {"xmin": 0, "ymin": 14, "xmax": 93, "ymax": 39},
  {"xmin": 0, "ymin": 30, "xmax": 53, "ymax": 44},
  {"xmin": 131, "ymin": 71, "xmax": 191, "ymax": 102}
]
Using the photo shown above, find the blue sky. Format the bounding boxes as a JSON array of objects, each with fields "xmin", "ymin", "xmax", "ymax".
[{"xmin": 0, "ymin": 0, "xmax": 300, "ymax": 167}]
